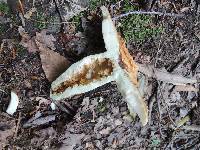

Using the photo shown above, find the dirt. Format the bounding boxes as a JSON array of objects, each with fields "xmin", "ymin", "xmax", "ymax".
[{"xmin": 0, "ymin": 0, "xmax": 200, "ymax": 149}]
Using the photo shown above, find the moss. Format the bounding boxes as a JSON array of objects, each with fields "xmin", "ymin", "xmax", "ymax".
[
  {"xmin": 0, "ymin": 25, "xmax": 6, "ymax": 34},
  {"xmin": 0, "ymin": 2, "xmax": 10, "ymax": 14},
  {"xmin": 89, "ymin": 0, "xmax": 118, "ymax": 10},
  {"xmin": 119, "ymin": 0, "xmax": 164, "ymax": 42},
  {"xmin": 16, "ymin": 44, "xmax": 27, "ymax": 57},
  {"xmin": 70, "ymin": 12, "xmax": 85, "ymax": 31},
  {"xmin": 34, "ymin": 11, "xmax": 55, "ymax": 30}
]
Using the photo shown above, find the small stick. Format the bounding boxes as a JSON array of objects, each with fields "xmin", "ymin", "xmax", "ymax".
[
  {"xmin": 137, "ymin": 63, "xmax": 197, "ymax": 85},
  {"xmin": 14, "ymin": 112, "xmax": 21, "ymax": 139},
  {"xmin": 181, "ymin": 125, "xmax": 200, "ymax": 132},
  {"xmin": 113, "ymin": 10, "xmax": 184, "ymax": 20}
]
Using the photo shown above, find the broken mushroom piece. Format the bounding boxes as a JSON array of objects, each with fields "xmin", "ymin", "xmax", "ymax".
[
  {"xmin": 6, "ymin": 91, "xmax": 19, "ymax": 115},
  {"xmin": 50, "ymin": 6, "xmax": 148, "ymax": 126}
]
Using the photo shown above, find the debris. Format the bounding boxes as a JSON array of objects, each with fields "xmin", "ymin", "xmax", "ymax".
[
  {"xmin": 176, "ymin": 115, "xmax": 190, "ymax": 128},
  {"xmin": 99, "ymin": 127, "xmax": 111, "ymax": 135},
  {"xmin": 0, "ymin": 40, "xmax": 5, "ymax": 53},
  {"xmin": 0, "ymin": 114, "xmax": 16, "ymax": 148},
  {"xmin": 23, "ymin": 113, "xmax": 56, "ymax": 128},
  {"xmin": 115, "ymin": 119, "xmax": 122, "ymax": 126},
  {"xmin": 24, "ymin": 7, "xmax": 36, "ymax": 19},
  {"xmin": 113, "ymin": 10, "xmax": 184, "ymax": 20},
  {"xmin": 137, "ymin": 63, "xmax": 197, "ymax": 85},
  {"xmin": 50, "ymin": 102, "xmax": 56, "ymax": 110},
  {"xmin": 35, "ymin": 30, "xmax": 56, "ymax": 51},
  {"xmin": 60, "ymin": 132, "xmax": 85, "ymax": 150},
  {"xmin": 174, "ymin": 85, "xmax": 198, "ymax": 92},
  {"xmin": 61, "ymin": 0, "xmax": 88, "ymax": 21},
  {"xmin": 181, "ymin": 125, "xmax": 200, "ymax": 131},
  {"xmin": 18, "ymin": 26, "xmax": 38, "ymax": 53},
  {"xmin": 6, "ymin": 91, "xmax": 19, "ymax": 115},
  {"xmin": 50, "ymin": 6, "xmax": 148, "ymax": 126},
  {"xmin": 14, "ymin": 112, "xmax": 21, "ymax": 138},
  {"xmin": 30, "ymin": 127, "xmax": 57, "ymax": 148}
]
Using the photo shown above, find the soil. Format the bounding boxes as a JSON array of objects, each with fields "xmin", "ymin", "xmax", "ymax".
[{"xmin": 0, "ymin": 0, "xmax": 200, "ymax": 149}]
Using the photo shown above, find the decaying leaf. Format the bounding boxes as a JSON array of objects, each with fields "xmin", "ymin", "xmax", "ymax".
[
  {"xmin": 39, "ymin": 48, "xmax": 70, "ymax": 82},
  {"xmin": 19, "ymin": 27, "xmax": 71, "ymax": 81},
  {"xmin": 60, "ymin": 132, "xmax": 85, "ymax": 150},
  {"xmin": 50, "ymin": 6, "xmax": 148, "ymax": 126},
  {"xmin": 35, "ymin": 30, "xmax": 56, "ymax": 51},
  {"xmin": 24, "ymin": 7, "xmax": 36, "ymax": 19},
  {"xmin": 18, "ymin": 26, "xmax": 38, "ymax": 53},
  {"xmin": 35, "ymin": 30, "xmax": 70, "ymax": 81}
]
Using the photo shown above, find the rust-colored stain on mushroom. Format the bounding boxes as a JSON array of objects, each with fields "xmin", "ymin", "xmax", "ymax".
[
  {"xmin": 52, "ymin": 58, "xmax": 114, "ymax": 94},
  {"xmin": 118, "ymin": 35, "xmax": 138, "ymax": 86}
]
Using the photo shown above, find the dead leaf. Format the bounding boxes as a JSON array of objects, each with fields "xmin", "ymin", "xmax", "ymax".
[
  {"xmin": 99, "ymin": 127, "xmax": 111, "ymax": 135},
  {"xmin": 60, "ymin": 132, "xmax": 85, "ymax": 150},
  {"xmin": 18, "ymin": 26, "xmax": 38, "ymax": 53},
  {"xmin": 19, "ymin": 27, "xmax": 71, "ymax": 81},
  {"xmin": 39, "ymin": 47, "xmax": 70, "ymax": 82},
  {"xmin": 24, "ymin": 7, "xmax": 36, "ymax": 19},
  {"xmin": 35, "ymin": 30, "xmax": 56, "ymax": 51},
  {"xmin": 35, "ymin": 30, "xmax": 71, "ymax": 81}
]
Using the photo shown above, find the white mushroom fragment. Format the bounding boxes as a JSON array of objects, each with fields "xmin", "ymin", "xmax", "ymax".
[
  {"xmin": 6, "ymin": 91, "xmax": 19, "ymax": 115},
  {"xmin": 50, "ymin": 6, "xmax": 148, "ymax": 126}
]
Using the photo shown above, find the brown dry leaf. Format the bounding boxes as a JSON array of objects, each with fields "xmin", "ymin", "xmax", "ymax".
[
  {"xmin": 39, "ymin": 47, "xmax": 70, "ymax": 82},
  {"xmin": 19, "ymin": 27, "xmax": 71, "ymax": 81},
  {"xmin": 35, "ymin": 30, "xmax": 56, "ymax": 51},
  {"xmin": 35, "ymin": 30, "xmax": 71, "ymax": 81},
  {"xmin": 18, "ymin": 26, "xmax": 38, "ymax": 53},
  {"xmin": 60, "ymin": 132, "xmax": 85, "ymax": 150},
  {"xmin": 24, "ymin": 7, "xmax": 36, "ymax": 19}
]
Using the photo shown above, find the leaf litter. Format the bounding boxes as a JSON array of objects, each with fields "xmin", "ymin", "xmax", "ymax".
[
  {"xmin": 19, "ymin": 26, "xmax": 71, "ymax": 82},
  {"xmin": 0, "ymin": 0, "xmax": 200, "ymax": 149}
]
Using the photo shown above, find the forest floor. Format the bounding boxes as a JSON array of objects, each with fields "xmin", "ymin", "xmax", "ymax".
[{"xmin": 0, "ymin": 0, "xmax": 200, "ymax": 149}]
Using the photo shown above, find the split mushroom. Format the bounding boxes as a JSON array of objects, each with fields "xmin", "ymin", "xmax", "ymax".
[{"xmin": 50, "ymin": 6, "xmax": 148, "ymax": 126}]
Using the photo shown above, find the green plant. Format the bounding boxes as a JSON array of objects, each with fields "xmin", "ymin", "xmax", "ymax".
[
  {"xmin": 16, "ymin": 44, "xmax": 27, "ymax": 57},
  {"xmin": 34, "ymin": 12, "xmax": 48, "ymax": 29},
  {"xmin": 97, "ymin": 100, "xmax": 107, "ymax": 113},
  {"xmin": 0, "ymin": 2, "xmax": 10, "ymax": 14},
  {"xmin": 150, "ymin": 138, "xmax": 161, "ymax": 147},
  {"xmin": 34, "ymin": 11, "xmax": 55, "ymax": 30},
  {"xmin": 0, "ymin": 25, "xmax": 6, "ymax": 34},
  {"xmin": 70, "ymin": 12, "xmax": 86, "ymax": 32},
  {"xmin": 120, "ymin": 0, "xmax": 163, "ymax": 42}
]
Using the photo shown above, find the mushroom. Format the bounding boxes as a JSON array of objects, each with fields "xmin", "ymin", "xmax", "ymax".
[{"xmin": 50, "ymin": 6, "xmax": 148, "ymax": 126}]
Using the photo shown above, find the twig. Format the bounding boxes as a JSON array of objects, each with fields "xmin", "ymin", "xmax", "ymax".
[
  {"xmin": 181, "ymin": 125, "xmax": 200, "ymax": 132},
  {"xmin": 137, "ymin": 63, "xmax": 197, "ymax": 85},
  {"xmin": 113, "ymin": 10, "xmax": 184, "ymax": 20},
  {"xmin": 14, "ymin": 112, "xmax": 21, "ymax": 139}
]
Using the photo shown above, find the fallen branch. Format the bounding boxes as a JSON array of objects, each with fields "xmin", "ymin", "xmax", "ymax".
[
  {"xmin": 137, "ymin": 63, "xmax": 197, "ymax": 85},
  {"xmin": 113, "ymin": 10, "xmax": 184, "ymax": 20}
]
